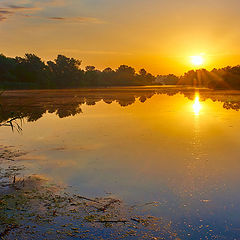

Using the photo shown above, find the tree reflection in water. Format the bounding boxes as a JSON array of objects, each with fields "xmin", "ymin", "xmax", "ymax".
[{"xmin": 0, "ymin": 87, "xmax": 240, "ymax": 126}]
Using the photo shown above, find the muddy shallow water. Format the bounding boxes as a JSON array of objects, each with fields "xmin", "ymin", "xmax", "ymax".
[{"xmin": 1, "ymin": 87, "xmax": 240, "ymax": 239}]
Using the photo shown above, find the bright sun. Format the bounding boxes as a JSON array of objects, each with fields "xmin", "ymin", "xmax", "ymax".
[{"xmin": 191, "ymin": 55, "xmax": 204, "ymax": 67}]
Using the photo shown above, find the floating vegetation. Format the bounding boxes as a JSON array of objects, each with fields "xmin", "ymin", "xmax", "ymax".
[
  {"xmin": 0, "ymin": 176, "xmax": 178, "ymax": 239},
  {"xmin": 0, "ymin": 146, "xmax": 179, "ymax": 240}
]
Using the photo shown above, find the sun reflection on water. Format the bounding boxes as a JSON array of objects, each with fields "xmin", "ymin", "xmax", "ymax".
[{"xmin": 193, "ymin": 94, "xmax": 202, "ymax": 116}]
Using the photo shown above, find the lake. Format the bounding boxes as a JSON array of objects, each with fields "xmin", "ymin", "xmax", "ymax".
[{"xmin": 1, "ymin": 86, "xmax": 240, "ymax": 239}]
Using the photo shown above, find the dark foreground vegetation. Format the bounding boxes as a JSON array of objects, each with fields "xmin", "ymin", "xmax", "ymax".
[{"xmin": 1, "ymin": 53, "xmax": 240, "ymax": 89}]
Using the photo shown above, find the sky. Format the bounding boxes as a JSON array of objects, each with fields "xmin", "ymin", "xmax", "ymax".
[{"xmin": 0, "ymin": 0, "xmax": 240, "ymax": 75}]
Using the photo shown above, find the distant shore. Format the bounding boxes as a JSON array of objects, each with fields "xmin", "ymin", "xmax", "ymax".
[{"xmin": 1, "ymin": 53, "xmax": 240, "ymax": 90}]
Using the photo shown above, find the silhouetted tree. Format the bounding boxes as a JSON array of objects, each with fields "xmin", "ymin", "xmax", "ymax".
[
  {"xmin": 139, "ymin": 68, "xmax": 147, "ymax": 76},
  {"xmin": 47, "ymin": 55, "xmax": 83, "ymax": 88},
  {"xmin": 84, "ymin": 66, "xmax": 102, "ymax": 86},
  {"xmin": 0, "ymin": 54, "xmax": 17, "ymax": 83},
  {"xmin": 101, "ymin": 68, "xmax": 116, "ymax": 86},
  {"xmin": 14, "ymin": 54, "xmax": 47, "ymax": 87},
  {"xmin": 115, "ymin": 65, "xmax": 135, "ymax": 85}
]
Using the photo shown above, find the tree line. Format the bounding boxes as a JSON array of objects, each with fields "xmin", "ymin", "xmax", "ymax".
[
  {"xmin": 1, "ymin": 53, "xmax": 240, "ymax": 89},
  {"xmin": 179, "ymin": 66, "xmax": 240, "ymax": 89},
  {"xmin": 0, "ymin": 53, "xmax": 160, "ymax": 89}
]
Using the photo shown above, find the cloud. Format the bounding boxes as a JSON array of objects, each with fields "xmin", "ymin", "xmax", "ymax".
[
  {"xmin": 1, "ymin": 4, "xmax": 39, "ymax": 11},
  {"xmin": 48, "ymin": 16, "xmax": 104, "ymax": 24},
  {"xmin": 0, "ymin": 10, "xmax": 13, "ymax": 14},
  {"xmin": 48, "ymin": 17, "xmax": 65, "ymax": 20},
  {"xmin": 0, "ymin": 1, "xmax": 103, "ymax": 24},
  {"xmin": 7, "ymin": 4, "xmax": 35, "ymax": 10},
  {"xmin": 0, "ymin": 0, "xmax": 65, "ymax": 21},
  {"xmin": 0, "ymin": 8, "xmax": 13, "ymax": 22},
  {"xmin": 0, "ymin": 4, "xmax": 40, "ymax": 21}
]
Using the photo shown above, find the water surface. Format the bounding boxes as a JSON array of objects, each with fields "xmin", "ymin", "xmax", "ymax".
[{"xmin": 1, "ymin": 87, "xmax": 240, "ymax": 239}]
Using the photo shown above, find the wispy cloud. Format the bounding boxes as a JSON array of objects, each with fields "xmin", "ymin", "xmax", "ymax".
[
  {"xmin": 4, "ymin": 0, "xmax": 66, "ymax": 8},
  {"xmin": 6, "ymin": 4, "xmax": 38, "ymax": 10},
  {"xmin": 0, "ymin": 3, "xmax": 40, "ymax": 21},
  {"xmin": 0, "ymin": 10, "xmax": 12, "ymax": 14},
  {"xmin": 0, "ymin": 9, "xmax": 11, "ymax": 21},
  {"xmin": 48, "ymin": 16, "xmax": 104, "ymax": 24},
  {"xmin": 0, "ymin": 0, "xmax": 103, "ymax": 24},
  {"xmin": 48, "ymin": 17, "xmax": 65, "ymax": 20}
]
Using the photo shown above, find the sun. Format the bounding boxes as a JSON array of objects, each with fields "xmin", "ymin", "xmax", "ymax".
[{"xmin": 191, "ymin": 55, "xmax": 204, "ymax": 67}]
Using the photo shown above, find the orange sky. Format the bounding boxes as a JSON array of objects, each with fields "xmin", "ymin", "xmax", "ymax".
[{"xmin": 0, "ymin": 0, "xmax": 240, "ymax": 75}]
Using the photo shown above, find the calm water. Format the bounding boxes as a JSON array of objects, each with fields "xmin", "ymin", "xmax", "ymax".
[{"xmin": 1, "ymin": 87, "xmax": 240, "ymax": 239}]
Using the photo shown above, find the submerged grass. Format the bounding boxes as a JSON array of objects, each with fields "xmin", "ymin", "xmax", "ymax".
[{"xmin": 0, "ymin": 146, "xmax": 179, "ymax": 240}]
